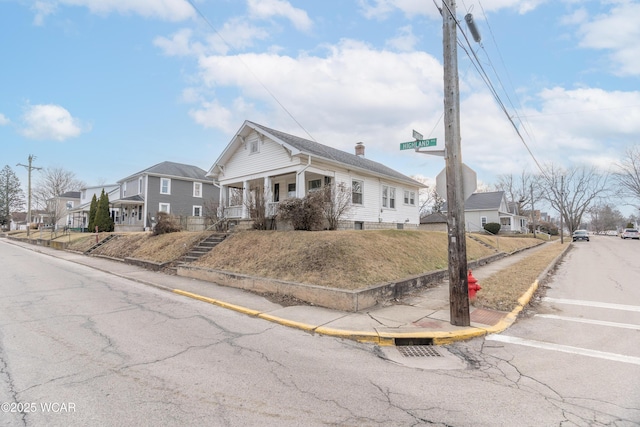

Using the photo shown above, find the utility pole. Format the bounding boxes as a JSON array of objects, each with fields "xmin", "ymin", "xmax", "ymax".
[
  {"xmin": 531, "ymin": 184, "xmax": 536, "ymax": 238},
  {"xmin": 442, "ymin": 0, "xmax": 469, "ymax": 326},
  {"xmin": 17, "ymin": 155, "xmax": 42, "ymax": 238}
]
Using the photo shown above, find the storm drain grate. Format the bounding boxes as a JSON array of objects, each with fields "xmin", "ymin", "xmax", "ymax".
[{"xmin": 397, "ymin": 345, "xmax": 443, "ymax": 358}]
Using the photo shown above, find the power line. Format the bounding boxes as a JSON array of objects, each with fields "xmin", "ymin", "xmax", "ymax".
[
  {"xmin": 445, "ymin": 2, "xmax": 550, "ymax": 181},
  {"xmin": 185, "ymin": 0, "xmax": 317, "ymax": 142}
]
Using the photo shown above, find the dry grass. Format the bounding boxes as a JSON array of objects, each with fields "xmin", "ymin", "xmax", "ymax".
[
  {"xmin": 474, "ymin": 241, "xmax": 569, "ymax": 311},
  {"xmin": 65, "ymin": 231, "xmax": 214, "ymax": 263},
  {"xmin": 192, "ymin": 230, "xmax": 538, "ymax": 290},
  {"xmin": 10, "ymin": 228, "xmax": 560, "ymax": 311}
]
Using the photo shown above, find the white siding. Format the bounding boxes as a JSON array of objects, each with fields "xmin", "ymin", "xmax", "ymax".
[{"xmin": 221, "ymin": 131, "xmax": 299, "ymax": 181}]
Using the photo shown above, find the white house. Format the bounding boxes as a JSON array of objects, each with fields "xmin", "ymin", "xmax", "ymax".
[
  {"xmin": 207, "ymin": 121, "xmax": 426, "ymax": 230},
  {"xmin": 68, "ymin": 184, "xmax": 120, "ymax": 231},
  {"xmin": 444, "ymin": 190, "xmax": 528, "ymax": 233}
]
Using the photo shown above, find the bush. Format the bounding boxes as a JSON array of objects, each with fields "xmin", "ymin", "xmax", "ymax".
[
  {"xmin": 278, "ymin": 191, "xmax": 325, "ymax": 231},
  {"xmin": 153, "ymin": 211, "xmax": 181, "ymax": 235},
  {"xmin": 483, "ymin": 222, "xmax": 501, "ymax": 235}
]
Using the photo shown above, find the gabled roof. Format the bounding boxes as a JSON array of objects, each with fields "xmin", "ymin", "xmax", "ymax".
[
  {"xmin": 420, "ymin": 212, "xmax": 447, "ymax": 224},
  {"xmin": 465, "ymin": 191, "xmax": 506, "ymax": 210},
  {"xmin": 59, "ymin": 191, "xmax": 81, "ymax": 199},
  {"xmin": 209, "ymin": 121, "xmax": 425, "ymax": 188},
  {"xmin": 443, "ymin": 191, "xmax": 507, "ymax": 212},
  {"xmin": 119, "ymin": 161, "xmax": 209, "ymax": 183}
]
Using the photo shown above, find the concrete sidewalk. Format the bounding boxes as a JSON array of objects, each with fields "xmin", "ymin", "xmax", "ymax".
[{"xmin": 2, "ymin": 237, "xmax": 565, "ymax": 346}]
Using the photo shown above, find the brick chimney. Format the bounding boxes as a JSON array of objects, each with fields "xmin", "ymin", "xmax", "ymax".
[{"xmin": 355, "ymin": 142, "xmax": 365, "ymax": 157}]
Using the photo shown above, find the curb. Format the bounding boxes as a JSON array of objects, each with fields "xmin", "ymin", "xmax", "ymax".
[{"xmin": 3, "ymin": 237, "xmax": 571, "ymax": 347}]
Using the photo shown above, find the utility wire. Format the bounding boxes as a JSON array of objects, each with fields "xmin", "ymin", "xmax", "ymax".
[
  {"xmin": 439, "ymin": 0, "xmax": 550, "ymax": 181},
  {"xmin": 185, "ymin": 0, "xmax": 317, "ymax": 142}
]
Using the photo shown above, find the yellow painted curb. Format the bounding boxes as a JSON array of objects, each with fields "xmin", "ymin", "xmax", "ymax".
[
  {"xmin": 257, "ymin": 313, "xmax": 317, "ymax": 332},
  {"xmin": 173, "ymin": 289, "xmax": 262, "ymax": 316},
  {"xmin": 314, "ymin": 326, "xmax": 382, "ymax": 344}
]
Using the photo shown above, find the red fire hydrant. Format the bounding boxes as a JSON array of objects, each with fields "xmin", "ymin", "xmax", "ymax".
[{"xmin": 468, "ymin": 269, "xmax": 481, "ymax": 300}]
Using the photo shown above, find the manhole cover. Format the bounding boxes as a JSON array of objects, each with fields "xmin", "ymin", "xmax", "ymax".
[{"xmin": 397, "ymin": 345, "xmax": 443, "ymax": 358}]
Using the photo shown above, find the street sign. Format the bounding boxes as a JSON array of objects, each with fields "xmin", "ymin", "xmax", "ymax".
[
  {"xmin": 400, "ymin": 138, "xmax": 437, "ymax": 150},
  {"xmin": 412, "ymin": 129, "xmax": 423, "ymax": 140}
]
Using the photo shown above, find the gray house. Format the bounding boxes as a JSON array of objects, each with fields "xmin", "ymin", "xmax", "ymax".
[{"xmin": 111, "ymin": 161, "xmax": 219, "ymax": 231}]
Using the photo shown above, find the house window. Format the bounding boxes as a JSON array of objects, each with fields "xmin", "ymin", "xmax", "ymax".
[
  {"xmin": 250, "ymin": 138, "xmax": 259, "ymax": 154},
  {"xmin": 308, "ymin": 179, "xmax": 322, "ymax": 192},
  {"xmin": 481, "ymin": 216, "xmax": 487, "ymax": 227},
  {"xmin": 160, "ymin": 178, "xmax": 171, "ymax": 195},
  {"xmin": 66, "ymin": 201, "xmax": 73, "ymax": 209},
  {"xmin": 138, "ymin": 177, "xmax": 143, "ymax": 194},
  {"xmin": 193, "ymin": 182, "xmax": 202, "ymax": 198},
  {"xmin": 288, "ymin": 183, "xmax": 296, "ymax": 198},
  {"xmin": 123, "ymin": 181, "xmax": 127, "ymax": 196},
  {"xmin": 324, "ymin": 176, "xmax": 332, "ymax": 186},
  {"xmin": 382, "ymin": 185, "xmax": 395, "ymax": 208},
  {"xmin": 352, "ymin": 180, "xmax": 363, "ymax": 205},
  {"xmin": 193, "ymin": 206, "xmax": 202, "ymax": 217},
  {"xmin": 404, "ymin": 190, "xmax": 415, "ymax": 206},
  {"xmin": 159, "ymin": 203, "xmax": 170, "ymax": 213},
  {"xmin": 273, "ymin": 183, "xmax": 280, "ymax": 202}
]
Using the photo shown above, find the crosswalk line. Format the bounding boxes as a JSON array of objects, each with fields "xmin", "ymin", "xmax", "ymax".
[{"xmin": 486, "ymin": 334, "xmax": 640, "ymax": 366}]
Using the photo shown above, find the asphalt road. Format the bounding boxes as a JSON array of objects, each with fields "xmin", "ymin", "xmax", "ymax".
[{"xmin": 0, "ymin": 237, "xmax": 638, "ymax": 426}]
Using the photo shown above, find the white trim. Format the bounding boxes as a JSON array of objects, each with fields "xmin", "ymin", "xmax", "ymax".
[
  {"xmin": 193, "ymin": 205, "xmax": 202, "ymax": 217},
  {"xmin": 160, "ymin": 178, "xmax": 171, "ymax": 195},
  {"xmin": 159, "ymin": 202, "xmax": 170, "ymax": 213},
  {"xmin": 193, "ymin": 181, "xmax": 202, "ymax": 198}
]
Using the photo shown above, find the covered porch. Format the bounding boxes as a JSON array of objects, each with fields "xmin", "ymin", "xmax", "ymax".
[
  {"xmin": 220, "ymin": 170, "xmax": 333, "ymax": 220},
  {"xmin": 499, "ymin": 213, "xmax": 528, "ymax": 233},
  {"xmin": 112, "ymin": 195, "xmax": 146, "ymax": 232}
]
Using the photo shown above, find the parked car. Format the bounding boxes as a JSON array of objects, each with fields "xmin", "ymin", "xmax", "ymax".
[
  {"xmin": 620, "ymin": 228, "xmax": 639, "ymax": 239},
  {"xmin": 572, "ymin": 230, "xmax": 590, "ymax": 242}
]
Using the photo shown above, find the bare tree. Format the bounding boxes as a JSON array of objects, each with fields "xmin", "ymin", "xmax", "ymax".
[
  {"xmin": 613, "ymin": 145, "xmax": 640, "ymax": 208},
  {"xmin": 493, "ymin": 170, "xmax": 539, "ymax": 213},
  {"xmin": 323, "ymin": 182, "xmax": 352, "ymax": 230},
  {"xmin": 33, "ymin": 167, "xmax": 85, "ymax": 226},
  {"xmin": 410, "ymin": 175, "xmax": 435, "ymax": 217},
  {"xmin": 588, "ymin": 203, "xmax": 625, "ymax": 233},
  {"xmin": 539, "ymin": 163, "xmax": 609, "ymax": 233}
]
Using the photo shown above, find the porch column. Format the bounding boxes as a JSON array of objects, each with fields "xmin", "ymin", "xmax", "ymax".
[
  {"xmin": 264, "ymin": 176, "xmax": 271, "ymax": 218},
  {"xmin": 219, "ymin": 184, "xmax": 227, "ymax": 209},
  {"xmin": 242, "ymin": 180, "xmax": 250, "ymax": 219},
  {"xmin": 296, "ymin": 171, "xmax": 305, "ymax": 198}
]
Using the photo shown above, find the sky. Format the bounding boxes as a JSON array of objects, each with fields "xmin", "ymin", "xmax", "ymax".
[{"xmin": 2, "ymin": 0, "xmax": 640, "ymax": 215}]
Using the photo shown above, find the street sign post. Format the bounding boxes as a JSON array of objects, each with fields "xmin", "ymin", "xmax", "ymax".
[{"xmin": 399, "ymin": 138, "xmax": 437, "ymax": 150}]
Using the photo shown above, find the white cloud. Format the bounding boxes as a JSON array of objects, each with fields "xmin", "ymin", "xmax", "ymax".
[
  {"xmin": 194, "ymin": 39, "xmax": 443, "ymax": 150},
  {"xmin": 385, "ymin": 25, "xmax": 418, "ymax": 52},
  {"xmin": 247, "ymin": 0, "xmax": 313, "ymax": 32},
  {"xmin": 20, "ymin": 104, "xmax": 87, "ymax": 141},
  {"xmin": 48, "ymin": 0, "xmax": 194, "ymax": 22},
  {"xmin": 357, "ymin": 0, "xmax": 546, "ymax": 20},
  {"xmin": 31, "ymin": 1, "xmax": 57, "ymax": 26},
  {"xmin": 0, "ymin": 113, "xmax": 9, "ymax": 126},
  {"xmin": 155, "ymin": 19, "xmax": 271, "ymax": 57},
  {"xmin": 574, "ymin": 2, "xmax": 640, "ymax": 76}
]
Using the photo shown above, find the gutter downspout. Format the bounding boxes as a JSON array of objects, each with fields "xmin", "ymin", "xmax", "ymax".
[{"xmin": 296, "ymin": 155, "xmax": 312, "ymax": 198}]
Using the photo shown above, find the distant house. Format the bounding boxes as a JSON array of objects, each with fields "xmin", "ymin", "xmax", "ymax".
[
  {"xmin": 38, "ymin": 191, "xmax": 81, "ymax": 230},
  {"xmin": 111, "ymin": 161, "xmax": 219, "ymax": 232},
  {"xmin": 68, "ymin": 184, "xmax": 119, "ymax": 231},
  {"xmin": 419, "ymin": 212, "xmax": 447, "ymax": 232},
  {"xmin": 443, "ymin": 191, "xmax": 527, "ymax": 233},
  {"xmin": 206, "ymin": 121, "xmax": 426, "ymax": 230}
]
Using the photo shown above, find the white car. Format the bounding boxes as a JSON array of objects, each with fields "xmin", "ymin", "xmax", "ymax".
[{"xmin": 621, "ymin": 228, "xmax": 639, "ymax": 239}]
